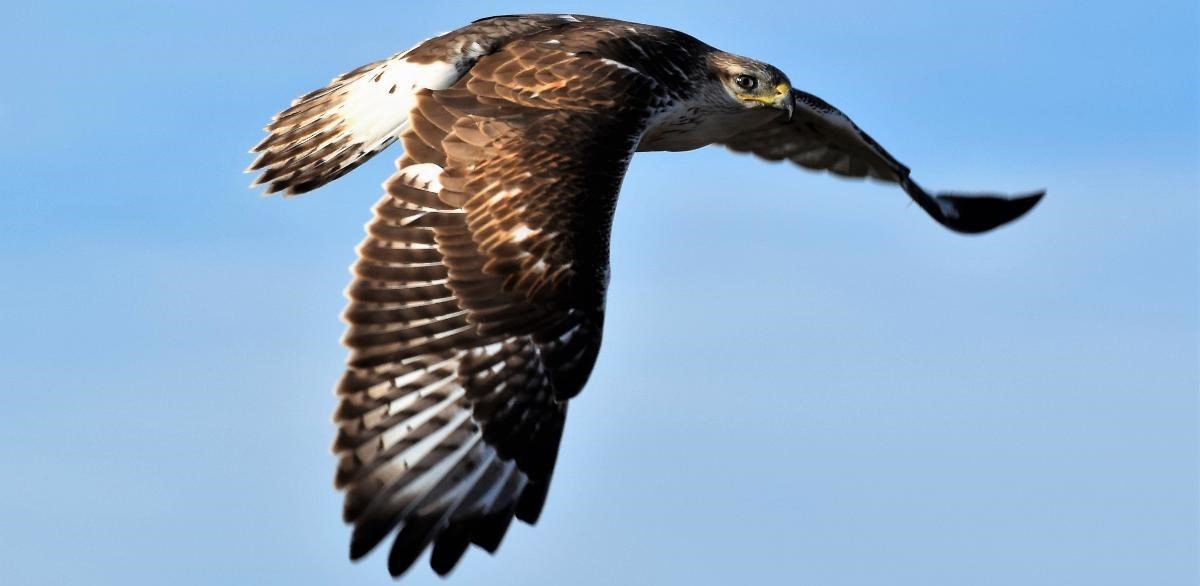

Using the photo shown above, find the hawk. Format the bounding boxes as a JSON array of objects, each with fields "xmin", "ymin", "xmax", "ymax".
[{"xmin": 248, "ymin": 14, "xmax": 1043, "ymax": 578}]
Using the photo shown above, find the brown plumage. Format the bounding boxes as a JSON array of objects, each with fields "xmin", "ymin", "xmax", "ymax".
[{"xmin": 249, "ymin": 13, "xmax": 1043, "ymax": 579}]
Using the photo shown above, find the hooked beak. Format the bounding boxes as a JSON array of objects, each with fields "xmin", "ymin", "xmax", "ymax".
[
  {"xmin": 773, "ymin": 83, "xmax": 794, "ymax": 121},
  {"xmin": 740, "ymin": 83, "xmax": 794, "ymax": 120}
]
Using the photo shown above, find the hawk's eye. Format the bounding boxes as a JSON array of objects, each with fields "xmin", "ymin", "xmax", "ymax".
[{"xmin": 734, "ymin": 74, "xmax": 758, "ymax": 91}]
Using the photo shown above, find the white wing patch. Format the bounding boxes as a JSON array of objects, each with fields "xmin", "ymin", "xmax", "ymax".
[
  {"xmin": 598, "ymin": 57, "xmax": 642, "ymax": 75},
  {"xmin": 248, "ymin": 57, "xmax": 463, "ymax": 195},
  {"xmin": 395, "ymin": 162, "xmax": 446, "ymax": 194},
  {"xmin": 509, "ymin": 225, "xmax": 536, "ymax": 243},
  {"xmin": 340, "ymin": 59, "xmax": 460, "ymax": 153}
]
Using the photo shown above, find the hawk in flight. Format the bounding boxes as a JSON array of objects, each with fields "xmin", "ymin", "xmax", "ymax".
[{"xmin": 248, "ymin": 14, "xmax": 1043, "ymax": 578}]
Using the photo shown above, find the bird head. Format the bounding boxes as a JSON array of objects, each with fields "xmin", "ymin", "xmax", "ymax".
[{"xmin": 709, "ymin": 54, "xmax": 794, "ymax": 119}]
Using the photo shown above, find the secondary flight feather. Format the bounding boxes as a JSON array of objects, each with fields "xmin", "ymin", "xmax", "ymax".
[{"xmin": 248, "ymin": 13, "xmax": 1043, "ymax": 579}]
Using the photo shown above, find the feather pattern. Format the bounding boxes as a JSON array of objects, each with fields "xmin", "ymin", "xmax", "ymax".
[
  {"xmin": 247, "ymin": 57, "xmax": 462, "ymax": 195},
  {"xmin": 247, "ymin": 15, "xmax": 596, "ymax": 196},
  {"xmin": 327, "ymin": 34, "xmax": 668, "ymax": 578}
]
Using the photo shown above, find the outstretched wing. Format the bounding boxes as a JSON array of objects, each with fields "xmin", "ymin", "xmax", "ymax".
[
  {"xmin": 334, "ymin": 40, "xmax": 665, "ymax": 577},
  {"xmin": 246, "ymin": 14, "xmax": 597, "ymax": 195},
  {"xmin": 723, "ymin": 89, "xmax": 1043, "ymax": 233},
  {"xmin": 246, "ymin": 55, "xmax": 463, "ymax": 195}
]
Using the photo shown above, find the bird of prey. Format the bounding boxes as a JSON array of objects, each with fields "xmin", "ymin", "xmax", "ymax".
[{"xmin": 248, "ymin": 14, "xmax": 1043, "ymax": 578}]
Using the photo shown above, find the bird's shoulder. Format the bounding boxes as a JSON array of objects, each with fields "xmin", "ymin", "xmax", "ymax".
[{"xmin": 403, "ymin": 15, "xmax": 713, "ymax": 94}]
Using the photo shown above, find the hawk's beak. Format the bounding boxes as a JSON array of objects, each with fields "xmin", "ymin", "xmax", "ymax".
[
  {"xmin": 773, "ymin": 83, "xmax": 793, "ymax": 121},
  {"xmin": 742, "ymin": 83, "xmax": 795, "ymax": 119}
]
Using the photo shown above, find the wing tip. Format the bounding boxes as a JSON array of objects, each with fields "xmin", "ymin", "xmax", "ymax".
[
  {"xmin": 429, "ymin": 527, "xmax": 472, "ymax": 576},
  {"xmin": 933, "ymin": 189, "xmax": 1045, "ymax": 234}
]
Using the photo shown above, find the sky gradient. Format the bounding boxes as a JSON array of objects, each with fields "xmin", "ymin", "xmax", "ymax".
[{"xmin": 1, "ymin": 2, "xmax": 1197, "ymax": 585}]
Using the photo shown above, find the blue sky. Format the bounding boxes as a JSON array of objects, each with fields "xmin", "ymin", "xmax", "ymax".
[{"xmin": 1, "ymin": 1, "xmax": 1196, "ymax": 585}]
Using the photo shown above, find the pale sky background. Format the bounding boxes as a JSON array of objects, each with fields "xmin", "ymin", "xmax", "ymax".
[{"xmin": 1, "ymin": 2, "xmax": 1196, "ymax": 585}]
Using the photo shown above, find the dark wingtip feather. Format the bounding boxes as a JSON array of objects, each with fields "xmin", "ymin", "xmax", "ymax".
[
  {"xmin": 387, "ymin": 517, "xmax": 440, "ymax": 578},
  {"xmin": 934, "ymin": 190, "xmax": 1046, "ymax": 234},
  {"xmin": 470, "ymin": 509, "xmax": 517, "ymax": 553},
  {"xmin": 514, "ymin": 480, "xmax": 551, "ymax": 524},
  {"xmin": 349, "ymin": 514, "xmax": 399, "ymax": 561},
  {"xmin": 430, "ymin": 526, "xmax": 472, "ymax": 576}
]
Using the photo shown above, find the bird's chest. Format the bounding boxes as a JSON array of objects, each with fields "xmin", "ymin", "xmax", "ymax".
[
  {"xmin": 637, "ymin": 103, "xmax": 770, "ymax": 152},
  {"xmin": 638, "ymin": 105, "xmax": 734, "ymax": 152}
]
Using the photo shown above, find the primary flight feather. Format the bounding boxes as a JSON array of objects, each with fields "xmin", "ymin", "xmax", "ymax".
[{"xmin": 248, "ymin": 13, "xmax": 1043, "ymax": 579}]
